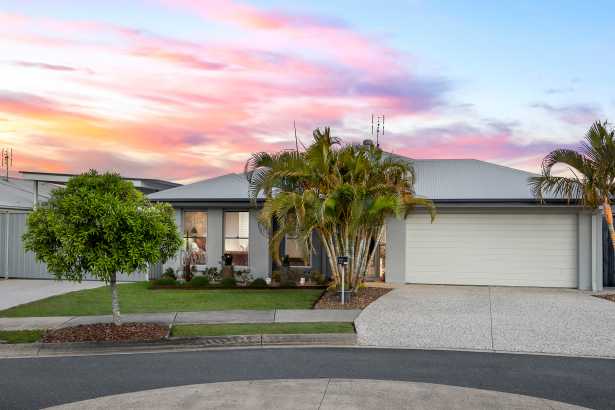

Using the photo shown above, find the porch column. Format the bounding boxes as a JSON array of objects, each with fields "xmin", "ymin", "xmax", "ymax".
[
  {"xmin": 385, "ymin": 217, "xmax": 406, "ymax": 284},
  {"xmin": 207, "ymin": 209, "xmax": 223, "ymax": 269},
  {"xmin": 248, "ymin": 208, "xmax": 270, "ymax": 278},
  {"xmin": 4, "ymin": 212, "xmax": 9, "ymax": 280}
]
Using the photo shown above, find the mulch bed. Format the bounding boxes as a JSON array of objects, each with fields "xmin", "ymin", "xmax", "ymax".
[
  {"xmin": 42, "ymin": 323, "xmax": 168, "ymax": 343},
  {"xmin": 314, "ymin": 287, "xmax": 392, "ymax": 310},
  {"xmin": 595, "ymin": 294, "xmax": 615, "ymax": 303}
]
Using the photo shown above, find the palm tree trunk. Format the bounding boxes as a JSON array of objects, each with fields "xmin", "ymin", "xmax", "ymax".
[
  {"xmin": 110, "ymin": 272, "xmax": 121, "ymax": 326},
  {"xmin": 604, "ymin": 199, "xmax": 615, "ymax": 253}
]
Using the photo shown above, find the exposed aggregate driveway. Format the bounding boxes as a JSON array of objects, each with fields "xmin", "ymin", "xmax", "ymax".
[{"xmin": 355, "ymin": 284, "xmax": 615, "ymax": 357}]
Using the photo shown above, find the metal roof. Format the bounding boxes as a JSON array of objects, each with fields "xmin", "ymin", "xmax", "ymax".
[
  {"xmin": 411, "ymin": 159, "xmax": 539, "ymax": 200},
  {"xmin": 148, "ymin": 157, "xmax": 548, "ymax": 203},
  {"xmin": 0, "ymin": 178, "xmax": 57, "ymax": 210},
  {"xmin": 20, "ymin": 171, "xmax": 180, "ymax": 193},
  {"xmin": 148, "ymin": 173, "xmax": 263, "ymax": 202}
]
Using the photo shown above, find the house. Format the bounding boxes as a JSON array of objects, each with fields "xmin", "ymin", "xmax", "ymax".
[
  {"xmin": 149, "ymin": 156, "xmax": 614, "ymax": 291},
  {"xmin": 0, "ymin": 172, "xmax": 179, "ymax": 281},
  {"xmin": 1, "ymin": 177, "xmax": 56, "ymax": 279}
]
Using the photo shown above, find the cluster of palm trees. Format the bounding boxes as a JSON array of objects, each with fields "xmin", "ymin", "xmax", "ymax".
[
  {"xmin": 530, "ymin": 120, "xmax": 615, "ymax": 253},
  {"xmin": 246, "ymin": 121, "xmax": 614, "ymax": 291},
  {"xmin": 245, "ymin": 128, "xmax": 435, "ymax": 290}
]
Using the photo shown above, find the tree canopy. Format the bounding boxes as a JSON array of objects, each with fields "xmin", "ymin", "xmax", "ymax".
[
  {"xmin": 529, "ymin": 120, "xmax": 615, "ymax": 252},
  {"xmin": 245, "ymin": 127, "xmax": 435, "ymax": 289},
  {"xmin": 23, "ymin": 170, "xmax": 182, "ymax": 283}
]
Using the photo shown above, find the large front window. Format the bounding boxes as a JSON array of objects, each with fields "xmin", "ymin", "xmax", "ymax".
[
  {"xmin": 285, "ymin": 235, "xmax": 311, "ymax": 267},
  {"xmin": 224, "ymin": 211, "xmax": 249, "ymax": 266},
  {"xmin": 183, "ymin": 211, "xmax": 207, "ymax": 264}
]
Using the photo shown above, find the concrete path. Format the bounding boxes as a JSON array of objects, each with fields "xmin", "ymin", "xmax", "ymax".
[
  {"xmin": 0, "ymin": 309, "xmax": 361, "ymax": 330},
  {"xmin": 45, "ymin": 379, "xmax": 585, "ymax": 410},
  {"xmin": 0, "ymin": 279, "xmax": 103, "ymax": 310},
  {"xmin": 356, "ymin": 285, "xmax": 615, "ymax": 357}
]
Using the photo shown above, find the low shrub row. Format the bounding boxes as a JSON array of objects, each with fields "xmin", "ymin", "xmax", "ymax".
[{"xmin": 149, "ymin": 276, "xmax": 325, "ymax": 290}]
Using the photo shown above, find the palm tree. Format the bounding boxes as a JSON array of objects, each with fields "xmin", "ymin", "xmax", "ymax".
[
  {"xmin": 529, "ymin": 120, "xmax": 615, "ymax": 252},
  {"xmin": 245, "ymin": 127, "xmax": 435, "ymax": 290}
]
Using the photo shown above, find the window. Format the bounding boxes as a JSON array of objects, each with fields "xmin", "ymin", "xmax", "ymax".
[
  {"xmin": 224, "ymin": 211, "xmax": 249, "ymax": 266},
  {"xmin": 285, "ymin": 235, "xmax": 311, "ymax": 267},
  {"xmin": 183, "ymin": 211, "xmax": 207, "ymax": 264}
]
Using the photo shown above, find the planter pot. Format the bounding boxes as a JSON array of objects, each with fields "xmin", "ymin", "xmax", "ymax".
[{"xmin": 337, "ymin": 289, "xmax": 353, "ymax": 301}]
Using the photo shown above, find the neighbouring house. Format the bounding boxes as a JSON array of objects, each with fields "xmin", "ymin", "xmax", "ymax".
[
  {"xmin": 0, "ymin": 171, "xmax": 180, "ymax": 281},
  {"xmin": 149, "ymin": 155, "xmax": 615, "ymax": 291}
]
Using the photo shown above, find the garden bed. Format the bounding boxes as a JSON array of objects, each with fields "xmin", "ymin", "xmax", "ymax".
[
  {"xmin": 314, "ymin": 287, "xmax": 392, "ymax": 310},
  {"xmin": 42, "ymin": 323, "xmax": 168, "ymax": 343},
  {"xmin": 148, "ymin": 283, "xmax": 327, "ymax": 290}
]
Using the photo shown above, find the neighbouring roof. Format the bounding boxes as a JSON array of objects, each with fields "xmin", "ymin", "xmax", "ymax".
[
  {"xmin": 0, "ymin": 178, "xmax": 57, "ymax": 210},
  {"xmin": 20, "ymin": 171, "xmax": 180, "ymax": 194},
  {"xmin": 148, "ymin": 157, "xmax": 548, "ymax": 203},
  {"xmin": 148, "ymin": 173, "xmax": 263, "ymax": 202}
]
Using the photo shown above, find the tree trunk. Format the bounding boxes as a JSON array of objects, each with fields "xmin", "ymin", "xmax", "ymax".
[
  {"xmin": 110, "ymin": 273, "xmax": 121, "ymax": 326},
  {"xmin": 604, "ymin": 199, "xmax": 615, "ymax": 253}
]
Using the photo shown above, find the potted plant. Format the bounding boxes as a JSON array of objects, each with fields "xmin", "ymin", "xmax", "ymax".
[{"xmin": 222, "ymin": 253, "xmax": 234, "ymax": 279}]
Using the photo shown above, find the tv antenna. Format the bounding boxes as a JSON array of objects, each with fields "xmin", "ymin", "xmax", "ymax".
[
  {"xmin": 1, "ymin": 148, "xmax": 12, "ymax": 181},
  {"xmin": 371, "ymin": 114, "xmax": 384, "ymax": 148},
  {"xmin": 293, "ymin": 120, "xmax": 299, "ymax": 153}
]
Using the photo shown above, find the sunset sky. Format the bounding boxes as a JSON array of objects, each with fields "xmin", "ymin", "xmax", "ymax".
[{"xmin": 1, "ymin": 0, "xmax": 613, "ymax": 182}]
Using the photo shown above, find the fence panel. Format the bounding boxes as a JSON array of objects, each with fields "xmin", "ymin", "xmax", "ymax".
[{"xmin": 3, "ymin": 211, "xmax": 147, "ymax": 281}]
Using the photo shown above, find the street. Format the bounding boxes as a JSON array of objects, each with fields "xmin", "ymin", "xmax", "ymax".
[{"xmin": 0, "ymin": 347, "xmax": 613, "ymax": 409}]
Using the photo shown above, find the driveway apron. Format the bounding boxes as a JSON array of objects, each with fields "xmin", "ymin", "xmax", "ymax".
[{"xmin": 356, "ymin": 284, "xmax": 615, "ymax": 357}]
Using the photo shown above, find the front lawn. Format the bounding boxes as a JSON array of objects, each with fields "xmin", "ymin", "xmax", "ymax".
[
  {"xmin": 171, "ymin": 322, "xmax": 355, "ymax": 337},
  {"xmin": 0, "ymin": 282, "xmax": 324, "ymax": 317},
  {"xmin": 0, "ymin": 330, "xmax": 44, "ymax": 344}
]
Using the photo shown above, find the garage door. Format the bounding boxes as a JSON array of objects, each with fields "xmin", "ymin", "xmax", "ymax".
[{"xmin": 405, "ymin": 213, "xmax": 577, "ymax": 287}]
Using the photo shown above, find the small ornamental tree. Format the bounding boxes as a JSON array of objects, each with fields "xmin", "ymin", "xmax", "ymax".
[{"xmin": 23, "ymin": 171, "xmax": 182, "ymax": 325}]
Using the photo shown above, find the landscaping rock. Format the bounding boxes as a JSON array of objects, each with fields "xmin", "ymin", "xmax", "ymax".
[{"xmin": 42, "ymin": 323, "xmax": 168, "ymax": 343}]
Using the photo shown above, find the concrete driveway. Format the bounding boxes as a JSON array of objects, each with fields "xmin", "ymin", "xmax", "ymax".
[
  {"xmin": 355, "ymin": 285, "xmax": 615, "ymax": 357},
  {"xmin": 0, "ymin": 279, "xmax": 103, "ymax": 311}
]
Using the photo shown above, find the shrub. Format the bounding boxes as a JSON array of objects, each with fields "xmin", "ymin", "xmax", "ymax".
[
  {"xmin": 153, "ymin": 278, "xmax": 177, "ymax": 287},
  {"xmin": 248, "ymin": 278, "xmax": 268, "ymax": 288},
  {"xmin": 309, "ymin": 271, "xmax": 326, "ymax": 285},
  {"xmin": 162, "ymin": 268, "xmax": 177, "ymax": 280},
  {"xmin": 190, "ymin": 276, "xmax": 210, "ymax": 288},
  {"xmin": 235, "ymin": 270, "xmax": 253, "ymax": 284},
  {"xmin": 281, "ymin": 280, "xmax": 297, "ymax": 288},
  {"xmin": 220, "ymin": 277, "xmax": 237, "ymax": 288},
  {"xmin": 204, "ymin": 267, "xmax": 221, "ymax": 281}
]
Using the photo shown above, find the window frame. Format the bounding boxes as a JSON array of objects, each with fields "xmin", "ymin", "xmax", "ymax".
[
  {"xmin": 284, "ymin": 234, "xmax": 312, "ymax": 268},
  {"xmin": 223, "ymin": 210, "xmax": 250, "ymax": 268},
  {"xmin": 182, "ymin": 210, "xmax": 208, "ymax": 265}
]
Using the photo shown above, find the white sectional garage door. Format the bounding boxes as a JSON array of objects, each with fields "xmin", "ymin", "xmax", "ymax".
[{"xmin": 405, "ymin": 213, "xmax": 577, "ymax": 287}]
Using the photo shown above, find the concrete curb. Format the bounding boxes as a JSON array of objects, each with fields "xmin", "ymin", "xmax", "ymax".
[{"xmin": 0, "ymin": 333, "xmax": 357, "ymax": 358}]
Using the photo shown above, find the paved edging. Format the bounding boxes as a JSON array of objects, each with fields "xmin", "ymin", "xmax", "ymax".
[
  {"xmin": 0, "ymin": 309, "xmax": 361, "ymax": 330},
  {"xmin": 0, "ymin": 333, "xmax": 357, "ymax": 358}
]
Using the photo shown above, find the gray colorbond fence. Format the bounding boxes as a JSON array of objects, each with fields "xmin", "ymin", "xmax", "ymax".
[{"xmin": 1, "ymin": 211, "xmax": 147, "ymax": 281}]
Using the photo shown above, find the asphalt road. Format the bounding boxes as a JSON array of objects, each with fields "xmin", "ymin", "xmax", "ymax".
[{"xmin": 1, "ymin": 347, "xmax": 614, "ymax": 409}]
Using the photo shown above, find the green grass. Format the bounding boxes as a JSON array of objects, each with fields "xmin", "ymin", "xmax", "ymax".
[
  {"xmin": 0, "ymin": 330, "xmax": 44, "ymax": 344},
  {"xmin": 0, "ymin": 282, "xmax": 324, "ymax": 317},
  {"xmin": 171, "ymin": 322, "xmax": 355, "ymax": 337}
]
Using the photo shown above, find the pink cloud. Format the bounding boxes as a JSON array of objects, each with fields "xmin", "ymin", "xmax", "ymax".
[
  {"xmin": 388, "ymin": 121, "xmax": 565, "ymax": 166},
  {"xmin": 2, "ymin": 3, "xmax": 581, "ymax": 181}
]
